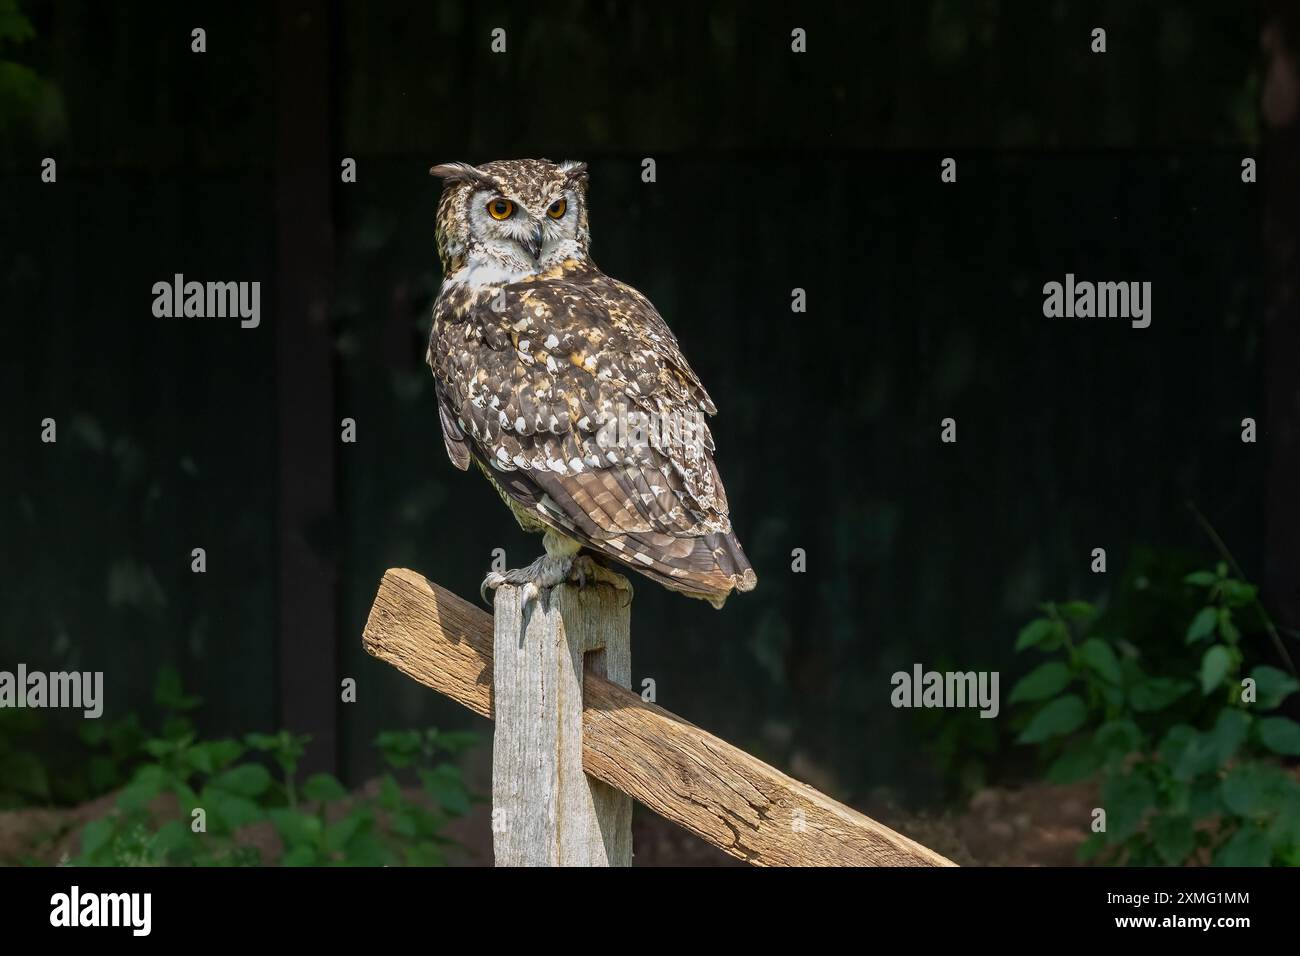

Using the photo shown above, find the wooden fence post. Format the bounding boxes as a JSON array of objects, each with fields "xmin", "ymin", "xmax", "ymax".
[
  {"xmin": 491, "ymin": 582, "xmax": 632, "ymax": 866},
  {"xmin": 363, "ymin": 569, "xmax": 955, "ymax": 866}
]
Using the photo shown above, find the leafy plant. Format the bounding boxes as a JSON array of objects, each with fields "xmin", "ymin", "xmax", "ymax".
[
  {"xmin": 0, "ymin": 707, "xmax": 147, "ymax": 809},
  {"xmin": 1011, "ymin": 563, "xmax": 1300, "ymax": 866},
  {"xmin": 71, "ymin": 668, "xmax": 482, "ymax": 866}
]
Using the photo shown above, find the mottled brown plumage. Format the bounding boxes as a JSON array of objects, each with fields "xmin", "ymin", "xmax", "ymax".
[{"xmin": 426, "ymin": 158, "xmax": 756, "ymax": 607}]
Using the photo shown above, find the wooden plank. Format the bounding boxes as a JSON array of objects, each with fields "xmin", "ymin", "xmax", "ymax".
[
  {"xmin": 490, "ymin": 583, "xmax": 632, "ymax": 866},
  {"xmin": 362, "ymin": 568, "xmax": 955, "ymax": 867}
]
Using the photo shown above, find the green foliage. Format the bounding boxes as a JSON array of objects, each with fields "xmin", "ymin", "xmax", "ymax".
[
  {"xmin": 0, "ymin": 707, "xmax": 147, "ymax": 809},
  {"xmin": 0, "ymin": 711, "xmax": 49, "ymax": 807},
  {"xmin": 67, "ymin": 669, "xmax": 482, "ymax": 866},
  {"xmin": 1011, "ymin": 563, "xmax": 1300, "ymax": 866},
  {"xmin": 0, "ymin": 0, "xmax": 61, "ymax": 139}
]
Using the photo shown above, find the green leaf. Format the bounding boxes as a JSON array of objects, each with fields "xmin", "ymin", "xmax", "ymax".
[
  {"xmin": 202, "ymin": 788, "xmax": 263, "ymax": 829},
  {"xmin": 1130, "ymin": 677, "xmax": 1193, "ymax": 712},
  {"xmin": 1059, "ymin": 601, "xmax": 1095, "ymax": 621},
  {"xmin": 303, "ymin": 773, "xmax": 348, "ymax": 804},
  {"xmin": 270, "ymin": 808, "xmax": 322, "ymax": 848},
  {"xmin": 379, "ymin": 774, "xmax": 401, "ymax": 811},
  {"xmin": 1158, "ymin": 725, "xmax": 1217, "ymax": 781},
  {"xmin": 1200, "ymin": 645, "xmax": 1232, "ymax": 695},
  {"xmin": 1017, "ymin": 695, "xmax": 1087, "ymax": 744},
  {"xmin": 1150, "ymin": 814, "xmax": 1195, "ymax": 865},
  {"xmin": 324, "ymin": 811, "xmax": 370, "ymax": 853},
  {"xmin": 1217, "ymin": 608, "xmax": 1240, "ymax": 646},
  {"xmin": 280, "ymin": 844, "xmax": 319, "ymax": 867},
  {"xmin": 150, "ymin": 820, "xmax": 192, "ymax": 859},
  {"xmin": 1094, "ymin": 720, "xmax": 1142, "ymax": 761},
  {"xmin": 1101, "ymin": 771, "xmax": 1156, "ymax": 842},
  {"xmin": 1221, "ymin": 580, "xmax": 1257, "ymax": 608},
  {"xmin": 1046, "ymin": 741, "xmax": 1102, "ymax": 784},
  {"xmin": 419, "ymin": 765, "xmax": 471, "ymax": 815},
  {"xmin": 1209, "ymin": 709, "xmax": 1251, "ymax": 765},
  {"xmin": 1077, "ymin": 831, "xmax": 1106, "ymax": 862},
  {"xmin": 1079, "ymin": 639, "xmax": 1122, "ymax": 685},
  {"xmin": 1009, "ymin": 661, "xmax": 1073, "ymax": 703},
  {"xmin": 117, "ymin": 765, "xmax": 167, "ymax": 810},
  {"xmin": 1271, "ymin": 802, "xmax": 1300, "ymax": 850},
  {"xmin": 1257, "ymin": 717, "xmax": 1300, "ymax": 756},
  {"xmin": 431, "ymin": 730, "xmax": 482, "ymax": 755},
  {"xmin": 153, "ymin": 666, "xmax": 201, "ymax": 712},
  {"xmin": 1185, "ymin": 606, "xmax": 1217, "ymax": 644},
  {"xmin": 1015, "ymin": 618, "xmax": 1060, "ymax": 652},
  {"xmin": 1213, "ymin": 826, "xmax": 1271, "ymax": 866},
  {"xmin": 185, "ymin": 739, "xmax": 244, "ymax": 775},
  {"xmin": 1183, "ymin": 571, "xmax": 1218, "ymax": 587},
  {"xmin": 210, "ymin": 764, "xmax": 272, "ymax": 797},
  {"xmin": 80, "ymin": 818, "xmax": 115, "ymax": 858},
  {"xmin": 375, "ymin": 729, "xmax": 423, "ymax": 768},
  {"xmin": 142, "ymin": 738, "xmax": 177, "ymax": 759},
  {"xmin": 243, "ymin": 731, "xmax": 308, "ymax": 765},
  {"xmin": 1250, "ymin": 666, "xmax": 1300, "ymax": 710},
  {"xmin": 1220, "ymin": 762, "xmax": 1292, "ymax": 818},
  {"xmin": 1189, "ymin": 778, "xmax": 1222, "ymax": 818},
  {"xmin": 340, "ymin": 831, "xmax": 388, "ymax": 866}
]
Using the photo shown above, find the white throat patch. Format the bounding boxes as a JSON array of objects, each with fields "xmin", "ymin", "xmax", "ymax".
[{"xmin": 449, "ymin": 256, "xmax": 535, "ymax": 288}]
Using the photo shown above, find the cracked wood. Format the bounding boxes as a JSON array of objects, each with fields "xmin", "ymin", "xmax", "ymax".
[{"xmin": 362, "ymin": 567, "xmax": 955, "ymax": 867}]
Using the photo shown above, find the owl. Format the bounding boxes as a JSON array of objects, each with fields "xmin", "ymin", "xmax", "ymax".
[{"xmin": 426, "ymin": 158, "xmax": 756, "ymax": 609}]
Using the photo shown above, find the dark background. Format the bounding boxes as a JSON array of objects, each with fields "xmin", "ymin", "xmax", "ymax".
[{"xmin": 1, "ymin": 0, "xmax": 1296, "ymax": 820}]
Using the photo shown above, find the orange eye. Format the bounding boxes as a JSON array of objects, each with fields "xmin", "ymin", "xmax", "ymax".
[
  {"xmin": 486, "ymin": 198, "xmax": 514, "ymax": 220},
  {"xmin": 547, "ymin": 198, "xmax": 567, "ymax": 219}
]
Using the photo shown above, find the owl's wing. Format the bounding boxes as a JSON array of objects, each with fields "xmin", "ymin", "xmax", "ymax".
[{"xmin": 429, "ymin": 268, "xmax": 756, "ymax": 603}]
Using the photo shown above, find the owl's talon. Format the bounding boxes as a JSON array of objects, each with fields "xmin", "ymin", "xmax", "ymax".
[
  {"xmin": 481, "ymin": 543, "xmax": 635, "ymax": 609},
  {"xmin": 480, "ymin": 539, "xmax": 578, "ymax": 608},
  {"xmin": 480, "ymin": 571, "xmax": 504, "ymax": 605}
]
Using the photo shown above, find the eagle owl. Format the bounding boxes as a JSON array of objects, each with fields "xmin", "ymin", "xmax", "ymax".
[{"xmin": 426, "ymin": 158, "xmax": 756, "ymax": 609}]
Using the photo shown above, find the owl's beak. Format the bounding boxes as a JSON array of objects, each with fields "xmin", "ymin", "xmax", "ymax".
[{"xmin": 523, "ymin": 222, "xmax": 544, "ymax": 261}]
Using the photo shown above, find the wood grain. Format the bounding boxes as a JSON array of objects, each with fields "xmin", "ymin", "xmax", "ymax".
[
  {"xmin": 490, "ymin": 582, "xmax": 632, "ymax": 866},
  {"xmin": 362, "ymin": 568, "xmax": 955, "ymax": 867}
]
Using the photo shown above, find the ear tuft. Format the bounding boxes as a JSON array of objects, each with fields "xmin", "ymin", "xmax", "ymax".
[
  {"xmin": 559, "ymin": 160, "xmax": 588, "ymax": 188},
  {"xmin": 429, "ymin": 162, "xmax": 493, "ymax": 186}
]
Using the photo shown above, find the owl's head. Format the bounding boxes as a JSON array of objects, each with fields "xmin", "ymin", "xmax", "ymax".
[{"xmin": 430, "ymin": 158, "xmax": 590, "ymax": 278}]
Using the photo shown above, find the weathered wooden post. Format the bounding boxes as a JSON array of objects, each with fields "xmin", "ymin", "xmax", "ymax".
[
  {"xmin": 490, "ymin": 582, "xmax": 632, "ymax": 866},
  {"xmin": 363, "ymin": 568, "xmax": 955, "ymax": 867}
]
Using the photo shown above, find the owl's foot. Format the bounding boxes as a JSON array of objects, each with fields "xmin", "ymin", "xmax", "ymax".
[
  {"xmin": 479, "ymin": 550, "xmax": 634, "ymax": 608},
  {"xmin": 480, "ymin": 551, "xmax": 571, "ymax": 605}
]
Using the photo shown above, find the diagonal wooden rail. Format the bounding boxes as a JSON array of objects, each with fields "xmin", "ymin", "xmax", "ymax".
[{"xmin": 362, "ymin": 567, "xmax": 955, "ymax": 867}]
